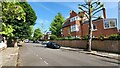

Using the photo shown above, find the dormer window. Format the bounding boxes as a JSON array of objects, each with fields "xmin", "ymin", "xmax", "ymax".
[{"xmin": 70, "ymin": 16, "xmax": 80, "ymax": 22}]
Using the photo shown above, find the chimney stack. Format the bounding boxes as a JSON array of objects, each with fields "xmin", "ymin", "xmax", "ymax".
[{"xmin": 103, "ymin": 8, "xmax": 107, "ymax": 19}]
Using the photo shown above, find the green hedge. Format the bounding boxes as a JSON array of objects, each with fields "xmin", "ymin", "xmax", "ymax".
[
  {"xmin": 56, "ymin": 37, "xmax": 80, "ymax": 40},
  {"xmin": 50, "ymin": 35, "xmax": 57, "ymax": 40},
  {"xmin": 108, "ymin": 34, "xmax": 120, "ymax": 40},
  {"xmin": 55, "ymin": 34, "xmax": 120, "ymax": 41}
]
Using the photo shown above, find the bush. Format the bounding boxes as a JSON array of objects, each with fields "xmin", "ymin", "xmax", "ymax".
[
  {"xmin": 56, "ymin": 38, "xmax": 64, "ymax": 40},
  {"xmin": 67, "ymin": 36, "xmax": 72, "ymax": 38},
  {"xmin": 56, "ymin": 37, "xmax": 80, "ymax": 40},
  {"xmin": 82, "ymin": 35, "xmax": 88, "ymax": 40},
  {"xmin": 50, "ymin": 35, "xmax": 57, "ymax": 40},
  {"xmin": 109, "ymin": 34, "xmax": 120, "ymax": 40},
  {"xmin": 73, "ymin": 38, "xmax": 80, "ymax": 40},
  {"xmin": 98, "ymin": 35, "xmax": 104, "ymax": 40}
]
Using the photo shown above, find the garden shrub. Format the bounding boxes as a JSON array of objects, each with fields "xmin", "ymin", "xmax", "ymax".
[
  {"xmin": 109, "ymin": 34, "xmax": 120, "ymax": 40},
  {"xmin": 98, "ymin": 35, "xmax": 104, "ymax": 40},
  {"xmin": 82, "ymin": 35, "xmax": 88, "ymax": 40},
  {"xmin": 50, "ymin": 35, "xmax": 57, "ymax": 40}
]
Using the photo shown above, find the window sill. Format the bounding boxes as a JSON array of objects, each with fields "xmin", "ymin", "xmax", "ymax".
[
  {"xmin": 92, "ymin": 29, "xmax": 97, "ymax": 31},
  {"xmin": 104, "ymin": 27, "xmax": 117, "ymax": 29}
]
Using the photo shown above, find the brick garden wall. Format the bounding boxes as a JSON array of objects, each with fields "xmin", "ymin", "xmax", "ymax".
[{"xmin": 50, "ymin": 40, "xmax": 120, "ymax": 53}]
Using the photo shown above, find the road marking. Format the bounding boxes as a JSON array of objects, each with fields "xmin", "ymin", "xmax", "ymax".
[{"xmin": 44, "ymin": 61, "xmax": 48, "ymax": 64}]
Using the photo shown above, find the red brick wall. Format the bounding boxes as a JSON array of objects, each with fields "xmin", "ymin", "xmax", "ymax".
[
  {"xmin": 51, "ymin": 40, "xmax": 120, "ymax": 53},
  {"xmin": 70, "ymin": 11, "xmax": 77, "ymax": 18},
  {"xmin": 62, "ymin": 26, "xmax": 70, "ymax": 37},
  {"xmin": 82, "ymin": 19, "xmax": 118, "ymax": 37}
]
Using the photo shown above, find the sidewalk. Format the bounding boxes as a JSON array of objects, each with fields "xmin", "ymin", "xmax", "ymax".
[
  {"xmin": 0, "ymin": 47, "xmax": 19, "ymax": 68},
  {"xmin": 61, "ymin": 47, "xmax": 120, "ymax": 61}
]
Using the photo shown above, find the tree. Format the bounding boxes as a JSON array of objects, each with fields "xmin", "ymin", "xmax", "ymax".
[
  {"xmin": 16, "ymin": 2, "xmax": 37, "ymax": 40},
  {"xmin": 1, "ymin": 2, "xmax": 26, "ymax": 46},
  {"xmin": 17, "ymin": 2, "xmax": 37, "ymax": 26},
  {"xmin": 33, "ymin": 28, "xmax": 43, "ymax": 42},
  {"xmin": 0, "ymin": 23, "xmax": 14, "ymax": 37},
  {"xmin": 78, "ymin": 0, "xmax": 104, "ymax": 52},
  {"xmin": 49, "ymin": 13, "xmax": 64, "ymax": 37},
  {"xmin": 2, "ymin": 2, "xmax": 37, "ymax": 46},
  {"xmin": 2, "ymin": 2, "xmax": 26, "ymax": 39}
]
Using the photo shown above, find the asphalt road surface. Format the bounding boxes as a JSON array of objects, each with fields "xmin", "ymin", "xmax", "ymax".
[{"xmin": 18, "ymin": 43, "xmax": 119, "ymax": 67}]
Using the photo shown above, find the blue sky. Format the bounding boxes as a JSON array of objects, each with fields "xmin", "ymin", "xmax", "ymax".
[{"xmin": 28, "ymin": 2, "xmax": 119, "ymax": 32}]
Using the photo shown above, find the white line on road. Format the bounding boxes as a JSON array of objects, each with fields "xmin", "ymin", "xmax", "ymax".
[{"xmin": 44, "ymin": 61, "xmax": 48, "ymax": 65}]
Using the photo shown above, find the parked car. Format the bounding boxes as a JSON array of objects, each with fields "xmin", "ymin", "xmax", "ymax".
[{"xmin": 46, "ymin": 42, "xmax": 60, "ymax": 49}]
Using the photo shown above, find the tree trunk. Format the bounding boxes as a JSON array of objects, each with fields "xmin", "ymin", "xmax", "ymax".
[
  {"xmin": 14, "ymin": 39, "xmax": 18, "ymax": 47},
  {"xmin": 7, "ymin": 38, "xmax": 14, "ymax": 47},
  {"xmin": 87, "ymin": 2, "xmax": 92, "ymax": 52}
]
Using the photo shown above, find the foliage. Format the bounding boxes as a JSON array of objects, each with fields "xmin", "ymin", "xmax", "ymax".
[
  {"xmin": 0, "ymin": 23, "xmax": 14, "ymax": 37},
  {"xmin": 2, "ymin": 2, "xmax": 37, "ymax": 40},
  {"xmin": 33, "ymin": 28, "xmax": 43, "ymax": 41},
  {"xmin": 49, "ymin": 13, "xmax": 64, "ymax": 37},
  {"xmin": 109, "ymin": 34, "xmax": 120, "ymax": 40},
  {"xmin": 82, "ymin": 35, "xmax": 89, "ymax": 40},
  {"xmin": 2, "ymin": 2, "xmax": 26, "ymax": 39},
  {"xmin": 50, "ymin": 35, "xmax": 57, "ymax": 40},
  {"xmin": 17, "ymin": 2, "xmax": 37, "ymax": 26},
  {"xmin": 56, "ymin": 37, "xmax": 80, "ymax": 40},
  {"xmin": 98, "ymin": 35, "xmax": 104, "ymax": 40},
  {"xmin": 16, "ymin": 2, "xmax": 37, "ymax": 39}
]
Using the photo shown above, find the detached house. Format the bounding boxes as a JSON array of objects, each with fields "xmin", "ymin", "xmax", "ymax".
[{"xmin": 62, "ymin": 10, "xmax": 119, "ymax": 38}]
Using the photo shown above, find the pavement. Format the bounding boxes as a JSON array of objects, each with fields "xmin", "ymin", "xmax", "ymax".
[
  {"xmin": 0, "ymin": 47, "xmax": 19, "ymax": 68},
  {"xmin": 61, "ymin": 47, "xmax": 120, "ymax": 61}
]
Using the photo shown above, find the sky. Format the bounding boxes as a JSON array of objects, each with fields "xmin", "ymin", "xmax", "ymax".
[{"xmin": 28, "ymin": 1, "xmax": 119, "ymax": 32}]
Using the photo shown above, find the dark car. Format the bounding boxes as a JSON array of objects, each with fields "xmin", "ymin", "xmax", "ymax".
[{"xmin": 46, "ymin": 42, "xmax": 60, "ymax": 49}]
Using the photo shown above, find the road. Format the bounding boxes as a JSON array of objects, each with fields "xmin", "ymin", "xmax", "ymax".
[{"xmin": 18, "ymin": 43, "xmax": 119, "ymax": 66}]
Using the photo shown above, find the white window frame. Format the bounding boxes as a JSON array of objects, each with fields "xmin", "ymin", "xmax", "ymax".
[
  {"xmin": 104, "ymin": 19, "xmax": 117, "ymax": 29},
  {"xmin": 70, "ymin": 24, "xmax": 79, "ymax": 32},
  {"xmin": 92, "ymin": 24, "xmax": 97, "ymax": 31},
  {"xmin": 70, "ymin": 16, "xmax": 80, "ymax": 22}
]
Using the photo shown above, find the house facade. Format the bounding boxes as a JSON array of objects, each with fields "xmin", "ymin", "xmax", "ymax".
[{"xmin": 62, "ymin": 10, "xmax": 119, "ymax": 38}]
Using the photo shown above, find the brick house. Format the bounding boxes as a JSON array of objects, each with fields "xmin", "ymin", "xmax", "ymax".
[{"xmin": 62, "ymin": 10, "xmax": 119, "ymax": 38}]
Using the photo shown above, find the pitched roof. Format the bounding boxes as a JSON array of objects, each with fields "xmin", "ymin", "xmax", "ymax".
[{"xmin": 62, "ymin": 18, "xmax": 70, "ymax": 28}]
